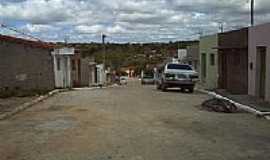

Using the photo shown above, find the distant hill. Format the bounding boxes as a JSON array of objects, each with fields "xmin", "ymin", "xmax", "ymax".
[{"xmin": 59, "ymin": 41, "xmax": 198, "ymax": 73}]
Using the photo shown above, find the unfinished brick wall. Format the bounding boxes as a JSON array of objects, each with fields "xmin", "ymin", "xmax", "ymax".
[{"xmin": 0, "ymin": 41, "xmax": 55, "ymax": 95}]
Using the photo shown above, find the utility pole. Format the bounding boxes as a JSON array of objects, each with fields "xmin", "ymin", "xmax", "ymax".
[
  {"xmin": 251, "ymin": 0, "xmax": 254, "ymax": 26},
  {"xmin": 198, "ymin": 30, "xmax": 203, "ymax": 38},
  {"xmin": 102, "ymin": 34, "xmax": 107, "ymax": 67},
  {"xmin": 64, "ymin": 35, "xmax": 69, "ymax": 45}
]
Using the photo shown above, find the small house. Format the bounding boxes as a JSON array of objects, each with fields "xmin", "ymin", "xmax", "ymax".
[
  {"xmin": 0, "ymin": 34, "xmax": 55, "ymax": 95},
  {"xmin": 0, "ymin": 34, "xmax": 75, "ymax": 96},
  {"xmin": 217, "ymin": 28, "xmax": 249, "ymax": 94},
  {"xmin": 71, "ymin": 50, "xmax": 96, "ymax": 87},
  {"xmin": 177, "ymin": 49, "xmax": 187, "ymax": 63},
  {"xmin": 186, "ymin": 43, "xmax": 199, "ymax": 71},
  {"xmin": 51, "ymin": 47, "xmax": 74, "ymax": 88},
  {"xmin": 199, "ymin": 34, "xmax": 219, "ymax": 90},
  {"xmin": 96, "ymin": 64, "xmax": 106, "ymax": 86},
  {"xmin": 248, "ymin": 23, "xmax": 270, "ymax": 102}
]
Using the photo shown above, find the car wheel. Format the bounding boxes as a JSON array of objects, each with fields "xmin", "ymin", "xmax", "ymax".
[
  {"xmin": 161, "ymin": 83, "xmax": 167, "ymax": 92},
  {"xmin": 188, "ymin": 87, "xmax": 194, "ymax": 93},
  {"xmin": 156, "ymin": 84, "xmax": 161, "ymax": 90},
  {"xmin": 180, "ymin": 88, "xmax": 185, "ymax": 92}
]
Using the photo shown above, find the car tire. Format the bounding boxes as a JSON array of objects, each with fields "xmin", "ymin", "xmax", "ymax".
[
  {"xmin": 161, "ymin": 83, "xmax": 167, "ymax": 92},
  {"xmin": 180, "ymin": 88, "xmax": 185, "ymax": 92},
  {"xmin": 188, "ymin": 87, "xmax": 194, "ymax": 93},
  {"xmin": 156, "ymin": 84, "xmax": 161, "ymax": 90}
]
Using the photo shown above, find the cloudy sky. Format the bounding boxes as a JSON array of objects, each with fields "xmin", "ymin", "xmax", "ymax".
[{"xmin": 0, "ymin": 0, "xmax": 270, "ymax": 43}]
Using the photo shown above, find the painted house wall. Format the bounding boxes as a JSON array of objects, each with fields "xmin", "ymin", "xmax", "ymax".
[
  {"xmin": 199, "ymin": 34, "xmax": 218, "ymax": 90},
  {"xmin": 218, "ymin": 28, "xmax": 248, "ymax": 94},
  {"xmin": 71, "ymin": 52, "xmax": 81, "ymax": 87},
  {"xmin": 53, "ymin": 55, "xmax": 72, "ymax": 88},
  {"xmin": 80, "ymin": 57, "xmax": 96, "ymax": 86},
  {"xmin": 0, "ymin": 40, "xmax": 55, "ymax": 93},
  {"xmin": 249, "ymin": 23, "xmax": 270, "ymax": 102},
  {"xmin": 52, "ymin": 48, "xmax": 74, "ymax": 88},
  {"xmin": 96, "ymin": 64, "xmax": 106, "ymax": 85},
  {"xmin": 71, "ymin": 52, "xmax": 96, "ymax": 87},
  {"xmin": 186, "ymin": 44, "xmax": 199, "ymax": 71}
]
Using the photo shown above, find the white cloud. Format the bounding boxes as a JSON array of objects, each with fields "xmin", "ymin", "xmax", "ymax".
[
  {"xmin": 1, "ymin": 0, "xmax": 270, "ymax": 42},
  {"xmin": 75, "ymin": 25, "xmax": 104, "ymax": 34},
  {"xmin": 75, "ymin": 24, "xmax": 126, "ymax": 35},
  {"xmin": 21, "ymin": 24, "xmax": 58, "ymax": 33}
]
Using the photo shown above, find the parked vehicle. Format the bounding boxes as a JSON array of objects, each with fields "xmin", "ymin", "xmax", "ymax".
[
  {"xmin": 156, "ymin": 63, "xmax": 199, "ymax": 92},
  {"xmin": 120, "ymin": 76, "xmax": 128, "ymax": 85},
  {"xmin": 141, "ymin": 72, "xmax": 155, "ymax": 85}
]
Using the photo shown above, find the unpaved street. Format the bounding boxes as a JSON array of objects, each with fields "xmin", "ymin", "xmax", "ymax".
[{"xmin": 0, "ymin": 80, "xmax": 270, "ymax": 160}]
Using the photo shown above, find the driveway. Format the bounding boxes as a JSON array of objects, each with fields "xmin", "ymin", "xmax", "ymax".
[{"xmin": 0, "ymin": 80, "xmax": 270, "ymax": 160}]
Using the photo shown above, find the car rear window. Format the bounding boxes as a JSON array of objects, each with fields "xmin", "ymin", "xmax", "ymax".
[
  {"xmin": 143, "ymin": 72, "xmax": 154, "ymax": 78},
  {"xmin": 167, "ymin": 64, "xmax": 192, "ymax": 70}
]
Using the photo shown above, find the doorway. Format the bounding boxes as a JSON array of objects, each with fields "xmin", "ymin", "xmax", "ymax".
[
  {"xmin": 201, "ymin": 53, "xmax": 207, "ymax": 82},
  {"xmin": 257, "ymin": 47, "xmax": 266, "ymax": 99}
]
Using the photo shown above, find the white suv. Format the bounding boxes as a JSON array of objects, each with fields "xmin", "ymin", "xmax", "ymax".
[{"xmin": 156, "ymin": 63, "xmax": 199, "ymax": 92}]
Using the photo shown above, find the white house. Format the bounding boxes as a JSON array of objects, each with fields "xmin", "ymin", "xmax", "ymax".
[
  {"xmin": 96, "ymin": 64, "xmax": 106, "ymax": 86},
  {"xmin": 177, "ymin": 49, "xmax": 187, "ymax": 63},
  {"xmin": 51, "ymin": 47, "xmax": 75, "ymax": 88}
]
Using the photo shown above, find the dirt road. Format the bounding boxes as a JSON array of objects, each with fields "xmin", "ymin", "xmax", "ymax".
[{"xmin": 0, "ymin": 80, "xmax": 270, "ymax": 160}]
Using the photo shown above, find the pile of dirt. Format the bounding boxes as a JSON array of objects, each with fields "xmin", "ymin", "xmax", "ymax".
[{"xmin": 201, "ymin": 98, "xmax": 240, "ymax": 113}]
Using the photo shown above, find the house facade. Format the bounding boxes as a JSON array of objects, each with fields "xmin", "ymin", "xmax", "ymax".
[
  {"xmin": 186, "ymin": 43, "xmax": 199, "ymax": 71},
  {"xmin": 51, "ymin": 47, "xmax": 74, "ymax": 88},
  {"xmin": 71, "ymin": 50, "xmax": 96, "ymax": 87},
  {"xmin": 71, "ymin": 50, "xmax": 82, "ymax": 87},
  {"xmin": 0, "ymin": 34, "xmax": 77, "ymax": 96},
  {"xmin": 96, "ymin": 64, "xmax": 106, "ymax": 86},
  {"xmin": 0, "ymin": 34, "xmax": 55, "ymax": 94},
  {"xmin": 199, "ymin": 34, "xmax": 218, "ymax": 90},
  {"xmin": 177, "ymin": 49, "xmax": 187, "ymax": 63},
  {"xmin": 218, "ymin": 28, "xmax": 248, "ymax": 94},
  {"xmin": 248, "ymin": 23, "xmax": 270, "ymax": 102}
]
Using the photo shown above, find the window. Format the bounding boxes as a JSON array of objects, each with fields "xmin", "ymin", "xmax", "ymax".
[
  {"xmin": 143, "ymin": 72, "xmax": 154, "ymax": 78},
  {"xmin": 210, "ymin": 54, "xmax": 215, "ymax": 66},
  {"xmin": 167, "ymin": 64, "xmax": 192, "ymax": 70},
  {"xmin": 57, "ymin": 58, "xmax": 61, "ymax": 71}
]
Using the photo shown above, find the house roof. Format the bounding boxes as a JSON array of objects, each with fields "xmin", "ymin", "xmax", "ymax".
[{"xmin": 0, "ymin": 34, "xmax": 55, "ymax": 49}]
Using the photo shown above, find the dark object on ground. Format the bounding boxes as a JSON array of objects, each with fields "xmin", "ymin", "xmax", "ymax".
[{"xmin": 201, "ymin": 98, "xmax": 239, "ymax": 113}]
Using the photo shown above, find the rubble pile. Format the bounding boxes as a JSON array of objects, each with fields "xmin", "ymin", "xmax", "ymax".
[{"xmin": 201, "ymin": 98, "xmax": 239, "ymax": 113}]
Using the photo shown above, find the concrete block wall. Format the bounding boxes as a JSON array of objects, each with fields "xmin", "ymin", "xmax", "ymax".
[{"xmin": 0, "ymin": 41, "xmax": 55, "ymax": 94}]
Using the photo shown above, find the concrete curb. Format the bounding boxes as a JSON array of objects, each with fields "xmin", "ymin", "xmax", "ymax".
[
  {"xmin": 0, "ymin": 89, "xmax": 68, "ymax": 121},
  {"xmin": 72, "ymin": 84, "xmax": 121, "ymax": 91},
  {"xmin": 196, "ymin": 88, "xmax": 270, "ymax": 120}
]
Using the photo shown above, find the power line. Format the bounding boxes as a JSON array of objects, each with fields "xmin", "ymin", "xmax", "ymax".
[{"xmin": 0, "ymin": 23, "xmax": 42, "ymax": 41}]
